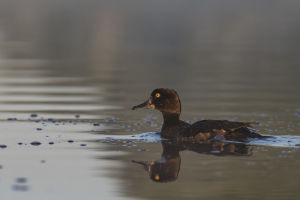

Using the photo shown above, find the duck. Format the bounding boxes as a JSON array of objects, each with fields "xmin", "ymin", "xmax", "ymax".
[{"xmin": 132, "ymin": 88, "xmax": 266, "ymax": 142}]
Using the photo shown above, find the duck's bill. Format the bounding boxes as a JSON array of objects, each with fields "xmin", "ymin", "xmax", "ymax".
[
  {"xmin": 132, "ymin": 100, "xmax": 155, "ymax": 110},
  {"xmin": 131, "ymin": 160, "xmax": 149, "ymax": 171}
]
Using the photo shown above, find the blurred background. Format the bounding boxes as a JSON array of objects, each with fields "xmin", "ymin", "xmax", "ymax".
[{"xmin": 0, "ymin": 0, "xmax": 300, "ymax": 200}]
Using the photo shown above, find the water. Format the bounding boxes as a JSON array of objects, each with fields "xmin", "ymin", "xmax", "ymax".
[{"xmin": 1, "ymin": 0, "xmax": 300, "ymax": 199}]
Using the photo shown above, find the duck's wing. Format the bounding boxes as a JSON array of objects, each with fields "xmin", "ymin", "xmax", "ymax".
[
  {"xmin": 186, "ymin": 120, "xmax": 257, "ymax": 141},
  {"xmin": 191, "ymin": 120, "xmax": 251, "ymax": 133}
]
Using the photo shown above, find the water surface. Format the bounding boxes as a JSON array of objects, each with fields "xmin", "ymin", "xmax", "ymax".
[{"xmin": 0, "ymin": 1, "xmax": 300, "ymax": 200}]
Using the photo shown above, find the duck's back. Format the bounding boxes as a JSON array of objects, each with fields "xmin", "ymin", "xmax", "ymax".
[{"xmin": 186, "ymin": 120, "xmax": 263, "ymax": 141}]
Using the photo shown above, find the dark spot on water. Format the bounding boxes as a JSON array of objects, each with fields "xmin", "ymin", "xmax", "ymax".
[
  {"xmin": 41, "ymin": 160, "xmax": 46, "ymax": 163},
  {"xmin": 93, "ymin": 123, "xmax": 100, "ymax": 126},
  {"xmin": 12, "ymin": 185, "xmax": 29, "ymax": 191},
  {"xmin": 48, "ymin": 118, "xmax": 55, "ymax": 122},
  {"xmin": 30, "ymin": 141, "xmax": 41, "ymax": 146},
  {"xmin": 36, "ymin": 128, "xmax": 42, "ymax": 131},
  {"xmin": 80, "ymin": 144, "xmax": 87, "ymax": 147},
  {"xmin": 69, "ymin": 120, "xmax": 73, "ymax": 123},
  {"xmin": 30, "ymin": 114, "xmax": 38, "ymax": 118},
  {"xmin": 0, "ymin": 144, "xmax": 7, "ymax": 149},
  {"xmin": 49, "ymin": 142, "xmax": 54, "ymax": 145},
  {"xmin": 7, "ymin": 118, "xmax": 17, "ymax": 121},
  {"xmin": 135, "ymin": 122, "xmax": 141, "ymax": 126},
  {"xmin": 68, "ymin": 140, "xmax": 74, "ymax": 143},
  {"xmin": 75, "ymin": 114, "xmax": 80, "ymax": 118},
  {"xmin": 18, "ymin": 142, "xmax": 23, "ymax": 145},
  {"xmin": 0, "ymin": 165, "xmax": 3, "ymax": 169},
  {"xmin": 295, "ymin": 144, "xmax": 300, "ymax": 146},
  {"xmin": 16, "ymin": 177, "xmax": 27, "ymax": 183}
]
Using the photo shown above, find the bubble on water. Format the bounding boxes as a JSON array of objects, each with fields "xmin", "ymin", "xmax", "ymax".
[{"xmin": 30, "ymin": 141, "xmax": 41, "ymax": 146}]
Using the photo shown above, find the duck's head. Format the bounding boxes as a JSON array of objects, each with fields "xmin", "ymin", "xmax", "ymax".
[{"xmin": 132, "ymin": 88, "xmax": 181, "ymax": 115}]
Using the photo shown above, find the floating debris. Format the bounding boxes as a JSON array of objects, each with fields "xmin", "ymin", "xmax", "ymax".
[{"xmin": 0, "ymin": 144, "xmax": 7, "ymax": 149}]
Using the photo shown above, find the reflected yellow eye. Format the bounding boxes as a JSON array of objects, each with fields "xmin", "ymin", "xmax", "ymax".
[
  {"xmin": 155, "ymin": 93, "xmax": 161, "ymax": 98},
  {"xmin": 154, "ymin": 174, "xmax": 160, "ymax": 181}
]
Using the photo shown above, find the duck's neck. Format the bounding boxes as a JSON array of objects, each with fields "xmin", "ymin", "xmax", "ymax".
[{"xmin": 162, "ymin": 113, "xmax": 180, "ymax": 126}]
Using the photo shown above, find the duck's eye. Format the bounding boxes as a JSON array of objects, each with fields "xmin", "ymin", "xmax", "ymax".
[{"xmin": 155, "ymin": 93, "xmax": 161, "ymax": 98}]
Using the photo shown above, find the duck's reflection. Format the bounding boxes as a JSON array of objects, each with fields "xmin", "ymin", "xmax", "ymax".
[{"xmin": 132, "ymin": 141, "xmax": 252, "ymax": 183}]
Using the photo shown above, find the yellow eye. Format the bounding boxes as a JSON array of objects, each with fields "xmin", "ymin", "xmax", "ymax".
[
  {"xmin": 154, "ymin": 174, "xmax": 160, "ymax": 181},
  {"xmin": 155, "ymin": 93, "xmax": 161, "ymax": 98}
]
